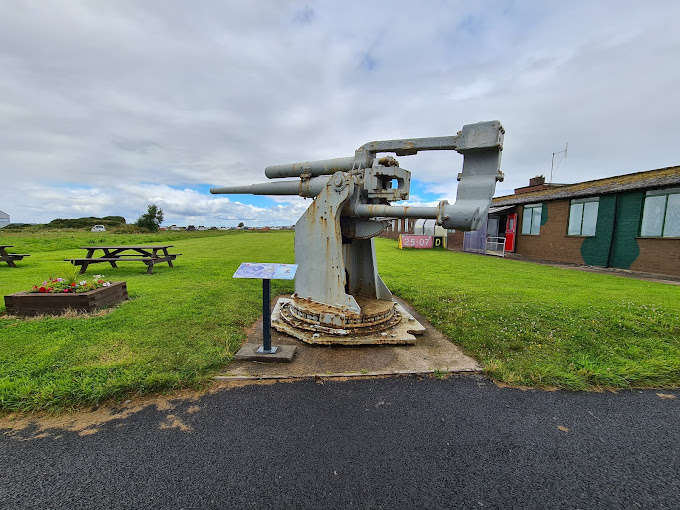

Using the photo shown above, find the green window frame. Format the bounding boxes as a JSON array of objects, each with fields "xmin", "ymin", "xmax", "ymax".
[
  {"xmin": 521, "ymin": 204, "xmax": 542, "ymax": 235},
  {"xmin": 568, "ymin": 197, "xmax": 599, "ymax": 236},
  {"xmin": 640, "ymin": 187, "xmax": 680, "ymax": 237}
]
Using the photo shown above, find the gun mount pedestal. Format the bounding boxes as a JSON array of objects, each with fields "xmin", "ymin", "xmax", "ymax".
[
  {"xmin": 271, "ymin": 296, "xmax": 425, "ymax": 345},
  {"xmin": 211, "ymin": 120, "xmax": 505, "ymax": 345}
]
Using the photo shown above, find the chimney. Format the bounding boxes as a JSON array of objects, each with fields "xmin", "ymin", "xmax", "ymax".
[{"xmin": 529, "ymin": 175, "xmax": 545, "ymax": 187}]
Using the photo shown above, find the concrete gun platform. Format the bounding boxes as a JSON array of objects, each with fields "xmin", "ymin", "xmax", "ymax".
[{"xmin": 217, "ymin": 296, "xmax": 481, "ymax": 381}]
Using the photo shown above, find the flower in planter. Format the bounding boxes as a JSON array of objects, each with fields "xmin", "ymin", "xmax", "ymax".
[
  {"xmin": 29, "ymin": 274, "xmax": 112, "ymax": 294},
  {"xmin": 27, "ymin": 263, "xmax": 113, "ymax": 294},
  {"xmin": 8, "ymin": 275, "xmax": 127, "ymax": 317}
]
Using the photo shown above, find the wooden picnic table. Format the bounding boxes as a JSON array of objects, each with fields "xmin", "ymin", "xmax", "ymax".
[
  {"xmin": 66, "ymin": 245, "xmax": 182, "ymax": 274},
  {"xmin": 0, "ymin": 245, "xmax": 30, "ymax": 267}
]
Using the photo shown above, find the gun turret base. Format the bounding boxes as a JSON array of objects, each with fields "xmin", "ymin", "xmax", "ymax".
[
  {"xmin": 271, "ymin": 297, "xmax": 425, "ymax": 345},
  {"xmin": 286, "ymin": 295, "xmax": 397, "ymax": 331}
]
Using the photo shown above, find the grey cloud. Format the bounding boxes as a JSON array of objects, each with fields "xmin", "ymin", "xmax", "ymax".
[{"xmin": 1, "ymin": 1, "xmax": 679, "ymax": 225}]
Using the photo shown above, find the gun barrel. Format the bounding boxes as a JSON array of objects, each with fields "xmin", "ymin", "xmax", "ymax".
[
  {"xmin": 210, "ymin": 176, "xmax": 330, "ymax": 198},
  {"xmin": 265, "ymin": 157, "xmax": 356, "ymax": 179},
  {"xmin": 351, "ymin": 200, "xmax": 488, "ymax": 231},
  {"xmin": 352, "ymin": 204, "xmax": 438, "ymax": 219}
]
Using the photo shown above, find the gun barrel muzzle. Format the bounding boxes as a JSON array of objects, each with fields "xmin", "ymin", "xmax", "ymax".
[
  {"xmin": 265, "ymin": 157, "xmax": 356, "ymax": 179},
  {"xmin": 210, "ymin": 176, "xmax": 330, "ymax": 198}
]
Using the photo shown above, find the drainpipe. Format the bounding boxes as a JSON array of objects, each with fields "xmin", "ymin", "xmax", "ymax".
[{"xmin": 606, "ymin": 194, "xmax": 619, "ymax": 268}]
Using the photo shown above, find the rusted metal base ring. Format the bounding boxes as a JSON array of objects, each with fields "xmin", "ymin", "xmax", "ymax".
[{"xmin": 279, "ymin": 301, "xmax": 402, "ymax": 336}]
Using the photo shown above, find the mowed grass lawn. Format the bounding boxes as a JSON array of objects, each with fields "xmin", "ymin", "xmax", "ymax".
[
  {"xmin": 0, "ymin": 230, "xmax": 296, "ymax": 412},
  {"xmin": 1, "ymin": 229, "xmax": 679, "ymax": 412}
]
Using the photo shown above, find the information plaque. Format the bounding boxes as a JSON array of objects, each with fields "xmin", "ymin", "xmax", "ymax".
[
  {"xmin": 233, "ymin": 262, "xmax": 298, "ymax": 355},
  {"xmin": 233, "ymin": 262, "xmax": 297, "ymax": 280}
]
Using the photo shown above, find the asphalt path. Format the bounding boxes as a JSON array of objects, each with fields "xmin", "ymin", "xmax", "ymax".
[{"xmin": 1, "ymin": 375, "xmax": 679, "ymax": 509}]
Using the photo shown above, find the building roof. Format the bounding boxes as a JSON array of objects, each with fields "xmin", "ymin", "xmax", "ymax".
[
  {"xmin": 492, "ymin": 165, "xmax": 680, "ymax": 207},
  {"xmin": 0, "ymin": 210, "xmax": 8, "ymax": 218}
]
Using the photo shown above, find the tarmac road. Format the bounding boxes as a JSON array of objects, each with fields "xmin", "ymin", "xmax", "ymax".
[{"xmin": 1, "ymin": 375, "xmax": 679, "ymax": 509}]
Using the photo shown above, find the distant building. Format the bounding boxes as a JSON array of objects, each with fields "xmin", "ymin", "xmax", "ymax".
[{"xmin": 0, "ymin": 210, "xmax": 9, "ymax": 228}]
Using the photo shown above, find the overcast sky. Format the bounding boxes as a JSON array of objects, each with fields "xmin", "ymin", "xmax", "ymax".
[{"xmin": 2, "ymin": 1, "xmax": 679, "ymax": 227}]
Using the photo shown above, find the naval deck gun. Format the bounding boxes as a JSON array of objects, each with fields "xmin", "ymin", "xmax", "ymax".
[{"xmin": 211, "ymin": 120, "xmax": 504, "ymax": 344}]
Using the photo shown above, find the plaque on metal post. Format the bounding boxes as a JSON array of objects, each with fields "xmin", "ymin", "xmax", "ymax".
[{"xmin": 233, "ymin": 262, "xmax": 298, "ymax": 361}]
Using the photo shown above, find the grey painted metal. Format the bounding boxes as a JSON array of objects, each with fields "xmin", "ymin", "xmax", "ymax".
[
  {"xmin": 353, "ymin": 120, "xmax": 504, "ymax": 164},
  {"xmin": 210, "ymin": 176, "xmax": 329, "ymax": 197},
  {"xmin": 210, "ymin": 120, "xmax": 505, "ymax": 335},
  {"xmin": 445, "ymin": 150, "xmax": 504, "ymax": 230},
  {"xmin": 265, "ymin": 157, "xmax": 356, "ymax": 179},
  {"xmin": 352, "ymin": 204, "xmax": 438, "ymax": 219},
  {"xmin": 356, "ymin": 135, "xmax": 460, "ymax": 156},
  {"xmin": 340, "ymin": 218, "xmax": 389, "ymax": 240},
  {"xmin": 364, "ymin": 161, "xmax": 411, "ymax": 201},
  {"xmin": 343, "ymin": 237, "xmax": 392, "ymax": 301},
  {"xmin": 293, "ymin": 172, "xmax": 361, "ymax": 313}
]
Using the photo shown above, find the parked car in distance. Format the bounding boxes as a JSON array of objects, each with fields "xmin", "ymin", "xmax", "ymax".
[
  {"xmin": 91, "ymin": 225, "xmax": 106, "ymax": 232},
  {"xmin": 186, "ymin": 225, "xmax": 196, "ymax": 231},
  {"xmin": 197, "ymin": 226, "xmax": 206, "ymax": 231},
  {"xmin": 170, "ymin": 225, "xmax": 181, "ymax": 231}
]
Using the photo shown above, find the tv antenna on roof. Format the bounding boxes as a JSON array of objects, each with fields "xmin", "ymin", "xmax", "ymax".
[{"xmin": 550, "ymin": 142, "xmax": 568, "ymax": 183}]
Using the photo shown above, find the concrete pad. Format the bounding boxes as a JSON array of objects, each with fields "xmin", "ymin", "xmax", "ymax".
[
  {"xmin": 234, "ymin": 343, "xmax": 297, "ymax": 363},
  {"xmin": 217, "ymin": 296, "xmax": 481, "ymax": 380}
]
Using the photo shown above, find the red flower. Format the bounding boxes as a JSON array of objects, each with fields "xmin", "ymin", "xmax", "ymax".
[
  {"xmin": 38, "ymin": 286, "xmax": 48, "ymax": 293},
  {"xmin": 64, "ymin": 289, "xmax": 69, "ymax": 293},
  {"xmin": 71, "ymin": 282, "xmax": 77, "ymax": 287}
]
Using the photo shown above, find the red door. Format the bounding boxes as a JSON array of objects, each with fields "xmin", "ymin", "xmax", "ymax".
[{"xmin": 505, "ymin": 214, "xmax": 516, "ymax": 252}]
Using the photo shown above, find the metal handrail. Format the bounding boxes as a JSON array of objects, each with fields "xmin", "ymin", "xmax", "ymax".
[{"xmin": 486, "ymin": 236, "xmax": 506, "ymax": 257}]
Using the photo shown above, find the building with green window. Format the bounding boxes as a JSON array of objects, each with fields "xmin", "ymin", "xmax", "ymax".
[{"xmin": 488, "ymin": 166, "xmax": 680, "ymax": 277}]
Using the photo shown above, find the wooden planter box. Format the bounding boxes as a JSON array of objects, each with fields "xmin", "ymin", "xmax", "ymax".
[{"xmin": 4, "ymin": 281, "xmax": 128, "ymax": 316}]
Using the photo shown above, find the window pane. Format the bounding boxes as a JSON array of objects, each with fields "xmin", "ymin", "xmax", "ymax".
[
  {"xmin": 522, "ymin": 207, "xmax": 532, "ymax": 234},
  {"xmin": 531, "ymin": 207, "xmax": 542, "ymax": 235},
  {"xmin": 581, "ymin": 201, "xmax": 599, "ymax": 236},
  {"xmin": 664, "ymin": 194, "xmax": 680, "ymax": 237},
  {"xmin": 640, "ymin": 195, "xmax": 666, "ymax": 236},
  {"xmin": 487, "ymin": 217, "xmax": 499, "ymax": 237},
  {"xmin": 568, "ymin": 203, "xmax": 584, "ymax": 235}
]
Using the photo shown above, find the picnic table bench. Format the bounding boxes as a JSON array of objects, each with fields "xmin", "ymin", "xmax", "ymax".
[
  {"xmin": 0, "ymin": 245, "xmax": 30, "ymax": 267},
  {"xmin": 66, "ymin": 245, "xmax": 181, "ymax": 274}
]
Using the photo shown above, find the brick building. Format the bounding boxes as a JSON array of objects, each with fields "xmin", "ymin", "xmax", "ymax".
[{"xmin": 484, "ymin": 166, "xmax": 680, "ymax": 277}]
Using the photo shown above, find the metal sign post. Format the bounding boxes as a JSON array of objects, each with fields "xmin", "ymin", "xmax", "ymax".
[
  {"xmin": 261, "ymin": 278, "xmax": 274, "ymax": 353},
  {"xmin": 233, "ymin": 262, "xmax": 298, "ymax": 355}
]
